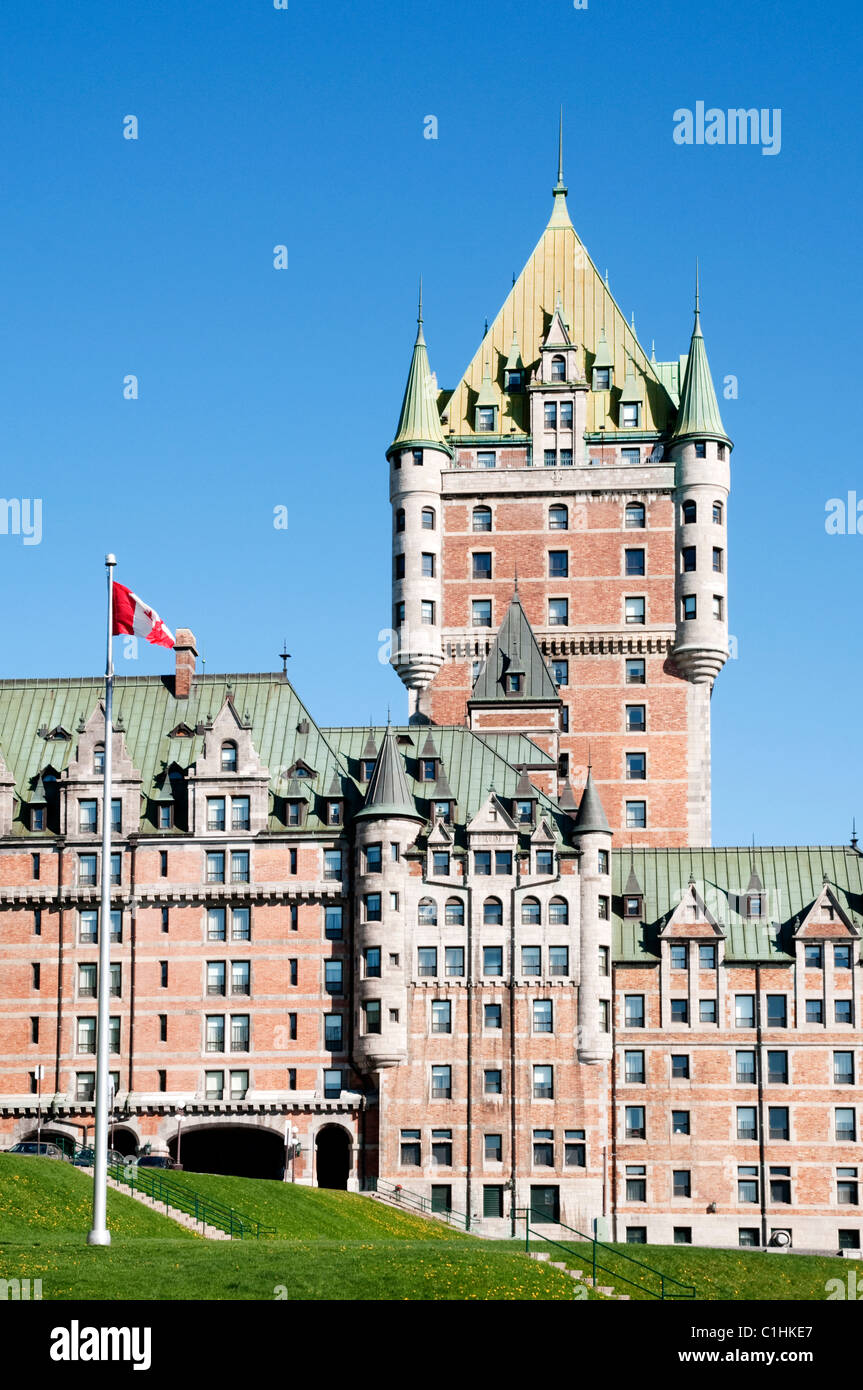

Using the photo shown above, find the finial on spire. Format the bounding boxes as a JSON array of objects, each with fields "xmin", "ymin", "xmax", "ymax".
[
  {"xmin": 694, "ymin": 258, "xmax": 701, "ymax": 323},
  {"xmin": 279, "ymin": 641, "xmax": 291, "ymax": 676},
  {"xmin": 484, "ymin": 317, "xmax": 489, "ymax": 337},
  {"xmin": 418, "ymin": 275, "xmax": 423, "ymax": 325},
  {"xmin": 513, "ymin": 563, "xmax": 519, "ymax": 594},
  {"xmin": 552, "ymin": 107, "xmax": 568, "ymax": 200},
  {"xmin": 852, "ymin": 817, "xmax": 859, "ymax": 851}
]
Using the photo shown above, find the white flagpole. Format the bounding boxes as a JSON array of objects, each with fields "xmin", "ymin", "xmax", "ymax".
[{"xmin": 88, "ymin": 553, "xmax": 116, "ymax": 1246}]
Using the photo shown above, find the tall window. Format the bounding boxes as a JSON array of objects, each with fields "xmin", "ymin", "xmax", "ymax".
[
  {"xmin": 472, "ymin": 506, "xmax": 492, "ymax": 532},
  {"xmin": 221, "ymin": 742, "xmax": 238, "ymax": 772},
  {"xmin": 549, "ymin": 504, "xmax": 568, "ymax": 531}
]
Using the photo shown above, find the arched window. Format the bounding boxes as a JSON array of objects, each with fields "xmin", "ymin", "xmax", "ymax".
[
  {"xmin": 551, "ymin": 355, "xmax": 566, "ymax": 381},
  {"xmin": 221, "ymin": 741, "xmax": 238, "ymax": 772},
  {"xmin": 682, "ymin": 500, "xmax": 697, "ymax": 525},
  {"xmin": 549, "ymin": 896, "xmax": 569, "ymax": 925},
  {"xmin": 549, "ymin": 504, "xmax": 568, "ymax": 531},
  {"xmin": 472, "ymin": 506, "xmax": 492, "ymax": 533},
  {"xmin": 396, "ymin": 507, "xmax": 405, "ymax": 533},
  {"xmin": 625, "ymin": 502, "xmax": 645, "ymax": 529},
  {"xmin": 521, "ymin": 896, "xmax": 541, "ymax": 926},
  {"xmin": 421, "ymin": 507, "xmax": 436, "ymax": 530},
  {"xmin": 93, "ymin": 744, "xmax": 105, "ymax": 774},
  {"xmin": 445, "ymin": 897, "xmax": 464, "ymax": 926},
  {"xmin": 483, "ymin": 896, "xmax": 503, "ymax": 926},
  {"xmin": 418, "ymin": 897, "xmax": 438, "ymax": 926},
  {"xmin": 712, "ymin": 500, "xmax": 723, "ymax": 525}
]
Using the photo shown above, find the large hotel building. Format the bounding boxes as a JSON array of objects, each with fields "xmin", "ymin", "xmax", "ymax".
[{"xmin": 0, "ymin": 148, "xmax": 860, "ymax": 1252}]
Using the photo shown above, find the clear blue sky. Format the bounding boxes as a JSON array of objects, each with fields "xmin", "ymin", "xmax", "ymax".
[{"xmin": 0, "ymin": 0, "xmax": 860, "ymax": 845}]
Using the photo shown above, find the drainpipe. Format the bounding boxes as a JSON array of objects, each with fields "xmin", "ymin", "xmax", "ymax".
[
  {"xmin": 465, "ymin": 882, "xmax": 472, "ymax": 1230},
  {"xmin": 610, "ymin": 961, "xmax": 618, "ymax": 1241},
  {"xmin": 128, "ymin": 837, "xmax": 137, "ymax": 1093},
  {"xmin": 755, "ymin": 961, "xmax": 767, "ymax": 1248},
  {"xmin": 508, "ymin": 857, "xmax": 521, "ymax": 1237},
  {"xmin": 54, "ymin": 841, "xmax": 65, "ymax": 1095}
]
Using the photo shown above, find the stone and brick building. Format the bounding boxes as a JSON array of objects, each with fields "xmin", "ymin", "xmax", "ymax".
[{"xmin": 0, "ymin": 144, "xmax": 860, "ymax": 1254}]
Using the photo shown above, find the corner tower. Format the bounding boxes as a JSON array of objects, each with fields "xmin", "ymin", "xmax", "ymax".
[{"xmin": 388, "ymin": 287, "xmax": 453, "ymax": 719}]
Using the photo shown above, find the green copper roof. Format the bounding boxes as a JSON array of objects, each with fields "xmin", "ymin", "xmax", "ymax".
[
  {"xmin": 475, "ymin": 358, "xmax": 497, "ymax": 408},
  {"xmin": 613, "ymin": 846, "xmax": 863, "ymax": 962},
  {"xmin": 573, "ymin": 768, "xmax": 611, "ymax": 835},
  {"xmin": 471, "ymin": 592, "xmax": 560, "ymax": 704},
  {"xmin": 619, "ymin": 357, "xmax": 644, "ymax": 403},
  {"xmin": 504, "ymin": 331, "xmax": 523, "ymax": 372},
  {"xmin": 672, "ymin": 277, "xmax": 727, "ymax": 441},
  {"xmin": 355, "ymin": 723, "xmax": 421, "ymax": 821},
  {"xmin": 390, "ymin": 304, "xmax": 452, "ymax": 455}
]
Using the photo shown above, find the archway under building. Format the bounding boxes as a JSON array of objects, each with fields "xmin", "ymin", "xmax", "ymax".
[
  {"xmin": 315, "ymin": 1124, "xmax": 351, "ymax": 1190},
  {"xmin": 167, "ymin": 1123, "xmax": 285, "ymax": 1179},
  {"xmin": 108, "ymin": 1125, "xmax": 138, "ymax": 1156},
  {"xmin": 21, "ymin": 1127, "xmax": 78, "ymax": 1157}
]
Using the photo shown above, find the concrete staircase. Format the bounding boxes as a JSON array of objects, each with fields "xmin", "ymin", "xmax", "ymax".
[
  {"xmin": 528, "ymin": 1249, "xmax": 630, "ymax": 1300},
  {"xmin": 106, "ymin": 1174, "xmax": 230, "ymax": 1240}
]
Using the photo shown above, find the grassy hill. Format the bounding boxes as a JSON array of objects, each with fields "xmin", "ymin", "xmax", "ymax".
[{"xmin": 0, "ymin": 1157, "xmax": 575, "ymax": 1301}]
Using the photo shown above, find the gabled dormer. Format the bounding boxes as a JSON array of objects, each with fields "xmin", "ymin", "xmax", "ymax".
[
  {"xmin": 659, "ymin": 876, "xmax": 725, "ymax": 942},
  {"xmin": 474, "ymin": 358, "xmax": 499, "ymax": 434},
  {"xmin": 793, "ymin": 882, "xmax": 860, "ymax": 947},
  {"xmin": 539, "ymin": 293, "xmax": 579, "ymax": 385},
  {"xmin": 150, "ymin": 765, "xmax": 177, "ymax": 831},
  {"xmin": 189, "ymin": 697, "xmax": 270, "ymax": 835},
  {"xmin": 504, "ymin": 331, "xmax": 524, "ymax": 393},
  {"xmin": 281, "ymin": 775, "xmax": 310, "ymax": 828},
  {"xmin": 417, "ymin": 732, "xmax": 440, "ymax": 784},
  {"xmin": 622, "ymin": 862, "xmax": 644, "ymax": 919},
  {"xmin": 467, "ymin": 790, "xmax": 518, "ymax": 877},
  {"xmin": 430, "ymin": 766, "xmax": 455, "ymax": 824},
  {"xmin": 359, "ymin": 730, "xmax": 378, "ymax": 783},
  {"xmin": 324, "ymin": 772, "xmax": 345, "ymax": 827},
  {"xmin": 619, "ymin": 356, "xmax": 644, "ymax": 429},
  {"xmin": 512, "ymin": 767, "xmax": 538, "ymax": 826},
  {"xmin": 426, "ymin": 816, "xmax": 454, "ymax": 875},
  {"xmin": 529, "ymin": 816, "xmax": 556, "ymax": 875},
  {"xmin": 64, "ymin": 705, "xmax": 142, "ymax": 838},
  {"xmin": 591, "ymin": 326, "xmax": 614, "ymax": 392},
  {"xmin": 285, "ymin": 757, "xmax": 317, "ymax": 781}
]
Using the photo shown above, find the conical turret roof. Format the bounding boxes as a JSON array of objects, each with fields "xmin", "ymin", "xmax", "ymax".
[
  {"xmin": 673, "ymin": 271, "xmax": 727, "ymax": 441},
  {"xmin": 356, "ymin": 724, "xmax": 423, "ymax": 821},
  {"xmin": 389, "ymin": 292, "xmax": 452, "ymax": 455},
  {"xmin": 573, "ymin": 769, "xmax": 611, "ymax": 835}
]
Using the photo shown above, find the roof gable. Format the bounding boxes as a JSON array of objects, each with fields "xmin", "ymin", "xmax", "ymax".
[{"xmin": 471, "ymin": 593, "xmax": 559, "ymax": 704}]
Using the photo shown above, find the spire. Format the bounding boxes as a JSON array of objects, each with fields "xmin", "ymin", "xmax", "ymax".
[
  {"xmin": 558, "ymin": 779, "xmax": 578, "ymax": 816},
  {"xmin": 476, "ymin": 357, "xmax": 497, "ymax": 408},
  {"xmin": 672, "ymin": 264, "xmax": 727, "ymax": 441},
  {"xmin": 573, "ymin": 768, "xmax": 611, "ymax": 835},
  {"xmin": 620, "ymin": 354, "xmax": 644, "ymax": 404},
  {"xmin": 504, "ymin": 328, "xmax": 524, "ymax": 373},
  {"xmin": 548, "ymin": 108, "xmax": 572, "ymax": 229},
  {"xmin": 356, "ymin": 724, "xmax": 423, "ymax": 821},
  {"xmin": 592, "ymin": 325, "xmax": 614, "ymax": 371},
  {"xmin": 389, "ymin": 292, "xmax": 451, "ymax": 455}
]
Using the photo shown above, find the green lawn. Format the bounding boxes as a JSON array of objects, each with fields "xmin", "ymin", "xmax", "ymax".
[
  {"xmin": 504, "ymin": 1236, "xmax": 863, "ymax": 1301},
  {"xmin": 0, "ymin": 1157, "xmax": 575, "ymax": 1301}
]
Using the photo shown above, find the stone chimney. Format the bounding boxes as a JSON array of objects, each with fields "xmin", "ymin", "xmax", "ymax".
[{"xmin": 174, "ymin": 629, "xmax": 197, "ymax": 699}]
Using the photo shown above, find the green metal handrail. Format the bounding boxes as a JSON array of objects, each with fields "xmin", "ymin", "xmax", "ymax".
[
  {"xmin": 514, "ymin": 1208, "xmax": 696, "ymax": 1301},
  {"xmin": 365, "ymin": 1176, "xmax": 471, "ymax": 1231},
  {"xmin": 107, "ymin": 1163, "xmax": 275, "ymax": 1240}
]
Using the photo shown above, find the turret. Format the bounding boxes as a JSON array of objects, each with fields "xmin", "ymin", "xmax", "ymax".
[
  {"xmin": 352, "ymin": 724, "xmax": 425, "ymax": 1071},
  {"xmin": 669, "ymin": 269, "xmax": 732, "ymax": 685},
  {"xmin": 388, "ymin": 286, "xmax": 453, "ymax": 715},
  {"xmin": 572, "ymin": 769, "xmax": 613, "ymax": 1064}
]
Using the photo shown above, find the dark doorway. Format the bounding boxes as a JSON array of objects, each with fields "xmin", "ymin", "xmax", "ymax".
[
  {"xmin": 168, "ymin": 1125, "xmax": 284, "ymax": 1179},
  {"xmin": 315, "ymin": 1125, "xmax": 351, "ymax": 1190},
  {"xmin": 108, "ymin": 1126, "xmax": 138, "ymax": 1156},
  {"xmin": 22, "ymin": 1128, "xmax": 76, "ymax": 1157}
]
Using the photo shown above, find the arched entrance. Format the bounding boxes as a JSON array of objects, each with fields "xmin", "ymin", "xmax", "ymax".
[
  {"xmin": 167, "ymin": 1123, "xmax": 284, "ymax": 1179},
  {"xmin": 22, "ymin": 1127, "xmax": 77, "ymax": 1157},
  {"xmin": 108, "ymin": 1126, "xmax": 138, "ymax": 1157},
  {"xmin": 315, "ymin": 1125, "xmax": 351, "ymax": 1190}
]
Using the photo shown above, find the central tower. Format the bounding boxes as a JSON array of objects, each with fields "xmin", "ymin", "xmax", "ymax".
[{"xmin": 388, "ymin": 126, "xmax": 732, "ymax": 847}]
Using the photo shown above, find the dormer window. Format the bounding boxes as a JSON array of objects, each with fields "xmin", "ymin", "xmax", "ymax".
[
  {"xmin": 158, "ymin": 803, "xmax": 173, "ymax": 830},
  {"xmin": 506, "ymin": 674, "xmax": 522, "ymax": 694},
  {"xmin": 515, "ymin": 800, "xmax": 533, "ymax": 824},
  {"xmin": 31, "ymin": 806, "xmax": 45, "ymax": 832},
  {"xmin": 625, "ymin": 895, "xmax": 643, "ymax": 917},
  {"xmin": 420, "ymin": 759, "xmax": 437, "ymax": 782},
  {"xmin": 593, "ymin": 366, "xmax": 611, "ymax": 391},
  {"xmin": 622, "ymin": 402, "xmax": 641, "ymax": 428},
  {"xmin": 221, "ymin": 741, "xmax": 238, "ymax": 772},
  {"xmin": 286, "ymin": 801, "xmax": 305, "ymax": 827},
  {"xmin": 505, "ymin": 368, "xmax": 522, "ymax": 391},
  {"xmin": 327, "ymin": 801, "xmax": 342, "ymax": 826},
  {"xmin": 93, "ymin": 744, "xmax": 105, "ymax": 774},
  {"xmin": 551, "ymin": 355, "xmax": 566, "ymax": 381},
  {"xmin": 747, "ymin": 894, "xmax": 763, "ymax": 918},
  {"xmin": 361, "ymin": 759, "xmax": 376, "ymax": 781},
  {"xmin": 434, "ymin": 801, "xmax": 452, "ymax": 823},
  {"xmin": 477, "ymin": 406, "xmax": 496, "ymax": 432}
]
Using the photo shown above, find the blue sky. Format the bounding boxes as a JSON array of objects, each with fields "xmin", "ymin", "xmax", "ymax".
[{"xmin": 0, "ymin": 0, "xmax": 860, "ymax": 845}]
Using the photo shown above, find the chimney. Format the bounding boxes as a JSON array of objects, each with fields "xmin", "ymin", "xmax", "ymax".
[{"xmin": 174, "ymin": 629, "xmax": 197, "ymax": 699}]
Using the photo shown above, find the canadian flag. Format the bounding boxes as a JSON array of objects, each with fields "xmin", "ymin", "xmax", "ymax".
[{"xmin": 112, "ymin": 582, "xmax": 175, "ymax": 649}]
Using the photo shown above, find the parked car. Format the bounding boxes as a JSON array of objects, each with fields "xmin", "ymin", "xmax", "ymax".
[
  {"xmin": 135, "ymin": 1154, "xmax": 180, "ymax": 1170},
  {"xmin": 72, "ymin": 1147, "xmax": 126, "ymax": 1168},
  {"xmin": 6, "ymin": 1141, "xmax": 69, "ymax": 1161}
]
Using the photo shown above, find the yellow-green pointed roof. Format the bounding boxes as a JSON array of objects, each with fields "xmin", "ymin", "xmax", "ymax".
[
  {"xmin": 439, "ymin": 172, "xmax": 676, "ymax": 437},
  {"xmin": 389, "ymin": 310, "xmax": 452, "ymax": 456}
]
